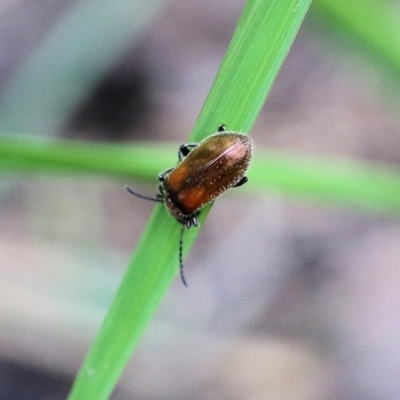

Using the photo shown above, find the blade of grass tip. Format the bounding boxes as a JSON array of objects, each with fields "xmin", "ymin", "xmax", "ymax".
[{"xmin": 68, "ymin": 0, "xmax": 311, "ymax": 399}]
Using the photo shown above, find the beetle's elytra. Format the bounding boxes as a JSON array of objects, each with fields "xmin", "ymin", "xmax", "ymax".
[{"xmin": 126, "ymin": 124, "xmax": 252, "ymax": 286}]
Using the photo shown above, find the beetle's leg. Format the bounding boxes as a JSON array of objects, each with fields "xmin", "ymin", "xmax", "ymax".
[
  {"xmin": 156, "ymin": 184, "xmax": 166, "ymax": 201},
  {"xmin": 157, "ymin": 183, "xmax": 172, "ymax": 201},
  {"xmin": 179, "ymin": 143, "xmax": 197, "ymax": 160},
  {"xmin": 233, "ymin": 176, "xmax": 248, "ymax": 187},
  {"xmin": 158, "ymin": 168, "xmax": 174, "ymax": 181},
  {"xmin": 218, "ymin": 124, "xmax": 226, "ymax": 132},
  {"xmin": 186, "ymin": 217, "xmax": 193, "ymax": 229},
  {"xmin": 190, "ymin": 212, "xmax": 200, "ymax": 228},
  {"xmin": 184, "ymin": 212, "xmax": 200, "ymax": 229},
  {"xmin": 187, "ymin": 216, "xmax": 197, "ymax": 229}
]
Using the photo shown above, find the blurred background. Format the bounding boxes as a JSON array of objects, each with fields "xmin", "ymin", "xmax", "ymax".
[{"xmin": 1, "ymin": 0, "xmax": 400, "ymax": 399}]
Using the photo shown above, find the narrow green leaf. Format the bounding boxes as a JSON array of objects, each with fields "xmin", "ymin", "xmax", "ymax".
[
  {"xmin": 65, "ymin": 0, "xmax": 312, "ymax": 398},
  {"xmin": 250, "ymin": 151, "xmax": 400, "ymax": 214},
  {"xmin": 0, "ymin": 136, "xmax": 173, "ymax": 179},
  {"xmin": 1, "ymin": 136, "xmax": 400, "ymax": 214}
]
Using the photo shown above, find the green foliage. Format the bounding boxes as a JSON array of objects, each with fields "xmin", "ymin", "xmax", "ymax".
[
  {"xmin": 1, "ymin": 137, "xmax": 400, "ymax": 214},
  {"xmin": 67, "ymin": 0, "xmax": 311, "ymax": 398},
  {"xmin": 2, "ymin": 0, "xmax": 400, "ymax": 399}
]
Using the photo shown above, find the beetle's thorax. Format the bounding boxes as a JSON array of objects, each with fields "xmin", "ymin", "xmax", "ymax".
[
  {"xmin": 164, "ymin": 194, "xmax": 199, "ymax": 228},
  {"xmin": 164, "ymin": 195, "xmax": 187, "ymax": 225}
]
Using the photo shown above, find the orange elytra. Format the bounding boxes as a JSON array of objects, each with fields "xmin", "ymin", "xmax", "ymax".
[{"xmin": 126, "ymin": 124, "xmax": 252, "ymax": 286}]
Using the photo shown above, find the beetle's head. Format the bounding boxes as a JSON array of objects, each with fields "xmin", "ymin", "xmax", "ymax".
[{"xmin": 164, "ymin": 196, "xmax": 199, "ymax": 228}]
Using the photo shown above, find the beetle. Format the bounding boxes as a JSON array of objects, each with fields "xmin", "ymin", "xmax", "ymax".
[{"xmin": 126, "ymin": 124, "xmax": 252, "ymax": 286}]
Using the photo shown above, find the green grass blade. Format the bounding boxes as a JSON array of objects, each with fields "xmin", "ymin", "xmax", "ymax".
[
  {"xmin": 0, "ymin": 136, "xmax": 173, "ymax": 179},
  {"xmin": 67, "ymin": 0, "xmax": 311, "ymax": 399},
  {"xmin": 250, "ymin": 151, "xmax": 400, "ymax": 214},
  {"xmin": 311, "ymin": 0, "xmax": 400, "ymax": 78},
  {"xmin": 2, "ymin": 136, "xmax": 400, "ymax": 214},
  {"xmin": 192, "ymin": 0, "xmax": 311, "ymax": 140}
]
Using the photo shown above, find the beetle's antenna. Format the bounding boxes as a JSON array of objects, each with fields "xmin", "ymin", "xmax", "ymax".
[
  {"xmin": 179, "ymin": 224, "xmax": 188, "ymax": 287},
  {"xmin": 125, "ymin": 185, "xmax": 163, "ymax": 203}
]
